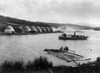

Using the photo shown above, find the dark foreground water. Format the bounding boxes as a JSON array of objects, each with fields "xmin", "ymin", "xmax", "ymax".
[{"xmin": 0, "ymin": 30, "xmax": 100, "ymax": 67}]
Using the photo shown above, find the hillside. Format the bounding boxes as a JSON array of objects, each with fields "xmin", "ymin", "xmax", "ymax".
[
  {"xmin": 94, "ymin": 27, "xmax": 100, "ymax": 31},
  {"xmin": 0, "ymin": 15, "xmax": 93, "ymax": 30}
]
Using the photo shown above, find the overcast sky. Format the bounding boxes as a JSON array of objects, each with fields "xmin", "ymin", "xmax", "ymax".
[{"xmin": 0, "ymin": 0, "xmax": 100, "ymax": 26}]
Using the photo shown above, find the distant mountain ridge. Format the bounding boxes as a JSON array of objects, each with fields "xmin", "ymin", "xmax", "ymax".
[{"xmin": 94, "ymin": 27, "xmax": 100, "ymax": 31}]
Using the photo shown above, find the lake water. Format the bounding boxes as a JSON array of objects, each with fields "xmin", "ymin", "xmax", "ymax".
[{"xmin": 0, "ymin": 30, "xmax": 100, "ymax": 67}]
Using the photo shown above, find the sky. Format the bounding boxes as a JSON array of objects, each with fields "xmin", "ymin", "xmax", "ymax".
[{"xmin": 0, "ymin": 0, "xmax": 100, "ymax": 27}]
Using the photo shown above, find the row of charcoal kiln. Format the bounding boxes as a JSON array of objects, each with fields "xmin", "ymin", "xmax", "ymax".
[{"xmin": 2, "ymin": 25, "xmax": 54, "ymax": 34}]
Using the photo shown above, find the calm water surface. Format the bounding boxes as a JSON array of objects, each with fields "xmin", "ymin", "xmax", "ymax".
[{"xmin": 0, "ymin": 30, "xmax": 100, "ymax": 66}]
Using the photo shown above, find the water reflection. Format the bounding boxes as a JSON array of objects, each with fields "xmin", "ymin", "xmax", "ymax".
[{"xmin": 0, "ymin": 31, "xmax": 100, "ymax": 66}]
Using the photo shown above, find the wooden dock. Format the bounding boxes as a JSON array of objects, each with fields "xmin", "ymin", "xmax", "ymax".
[{"xmin": 47, "ymin": 51, "xmax": 90, "ymax": 63}]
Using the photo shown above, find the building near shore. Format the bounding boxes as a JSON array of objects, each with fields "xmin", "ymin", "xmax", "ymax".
[
  {"xmin": 13, "ymin": 26, "xmax": 24, "ymax": 33},
  {"xmin": 23, "ymin": 26, "xmax": 31, "ymax": 33},
  {"xmin": 46, "ymin": 27, "xmax": 51, "ymax": 32},
  {"xmin": 41, "ymin": 27, "xmax": 47, "ymax": 32},
  {"xmin": 49, "ymin": 27, "xmax": 53, "ymax": 32},
  {"xmin": 35, "ymin": 26, "xmax": 41, "ymax": 33},
  {"xmin": 18, "ymin": 26, "xmax": 24, "ymax": 33},
  {"xmin": 4, "ymin": 26, "xmax": 15, "ymax": 34},
  {"xmin": 30, "ymin": 26, "xmax": 37, "ymax": 33},
  {"xmin": 37, "ymin": 26, "xmax": 42, "ymax": 32}
]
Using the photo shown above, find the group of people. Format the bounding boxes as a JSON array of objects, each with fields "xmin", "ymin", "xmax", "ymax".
[
  {"xmin": 59, "ymin": 46, "xmax": 69, "ymax": 52},
  {"xmin": 62, "ymin": 33, "xmax": 67, "ymax": 37}
]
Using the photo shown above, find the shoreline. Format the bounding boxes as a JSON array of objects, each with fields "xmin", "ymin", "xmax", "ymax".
[{"xmin": 0, "ymin": 31, "xmax": 62, "ymax": 36}]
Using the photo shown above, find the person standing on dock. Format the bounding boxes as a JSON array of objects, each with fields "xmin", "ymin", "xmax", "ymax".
[
  {"xmin": 64, "ymin": 46, "xmax": 69, "ymax": 52},
  {"xmin": 59, "ymin": 46, "xmax": 63, "ymax": 52}
]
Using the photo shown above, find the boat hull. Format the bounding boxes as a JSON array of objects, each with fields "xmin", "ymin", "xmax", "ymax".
[{"xmin": 59, "ymin": 36, "xmax": 88, "ymax": 40}]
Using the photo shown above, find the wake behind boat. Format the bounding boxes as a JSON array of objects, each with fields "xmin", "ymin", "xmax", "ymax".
[{"xmin": 59, "ymin": 31, "xmax": 88, "ymax": 40}]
